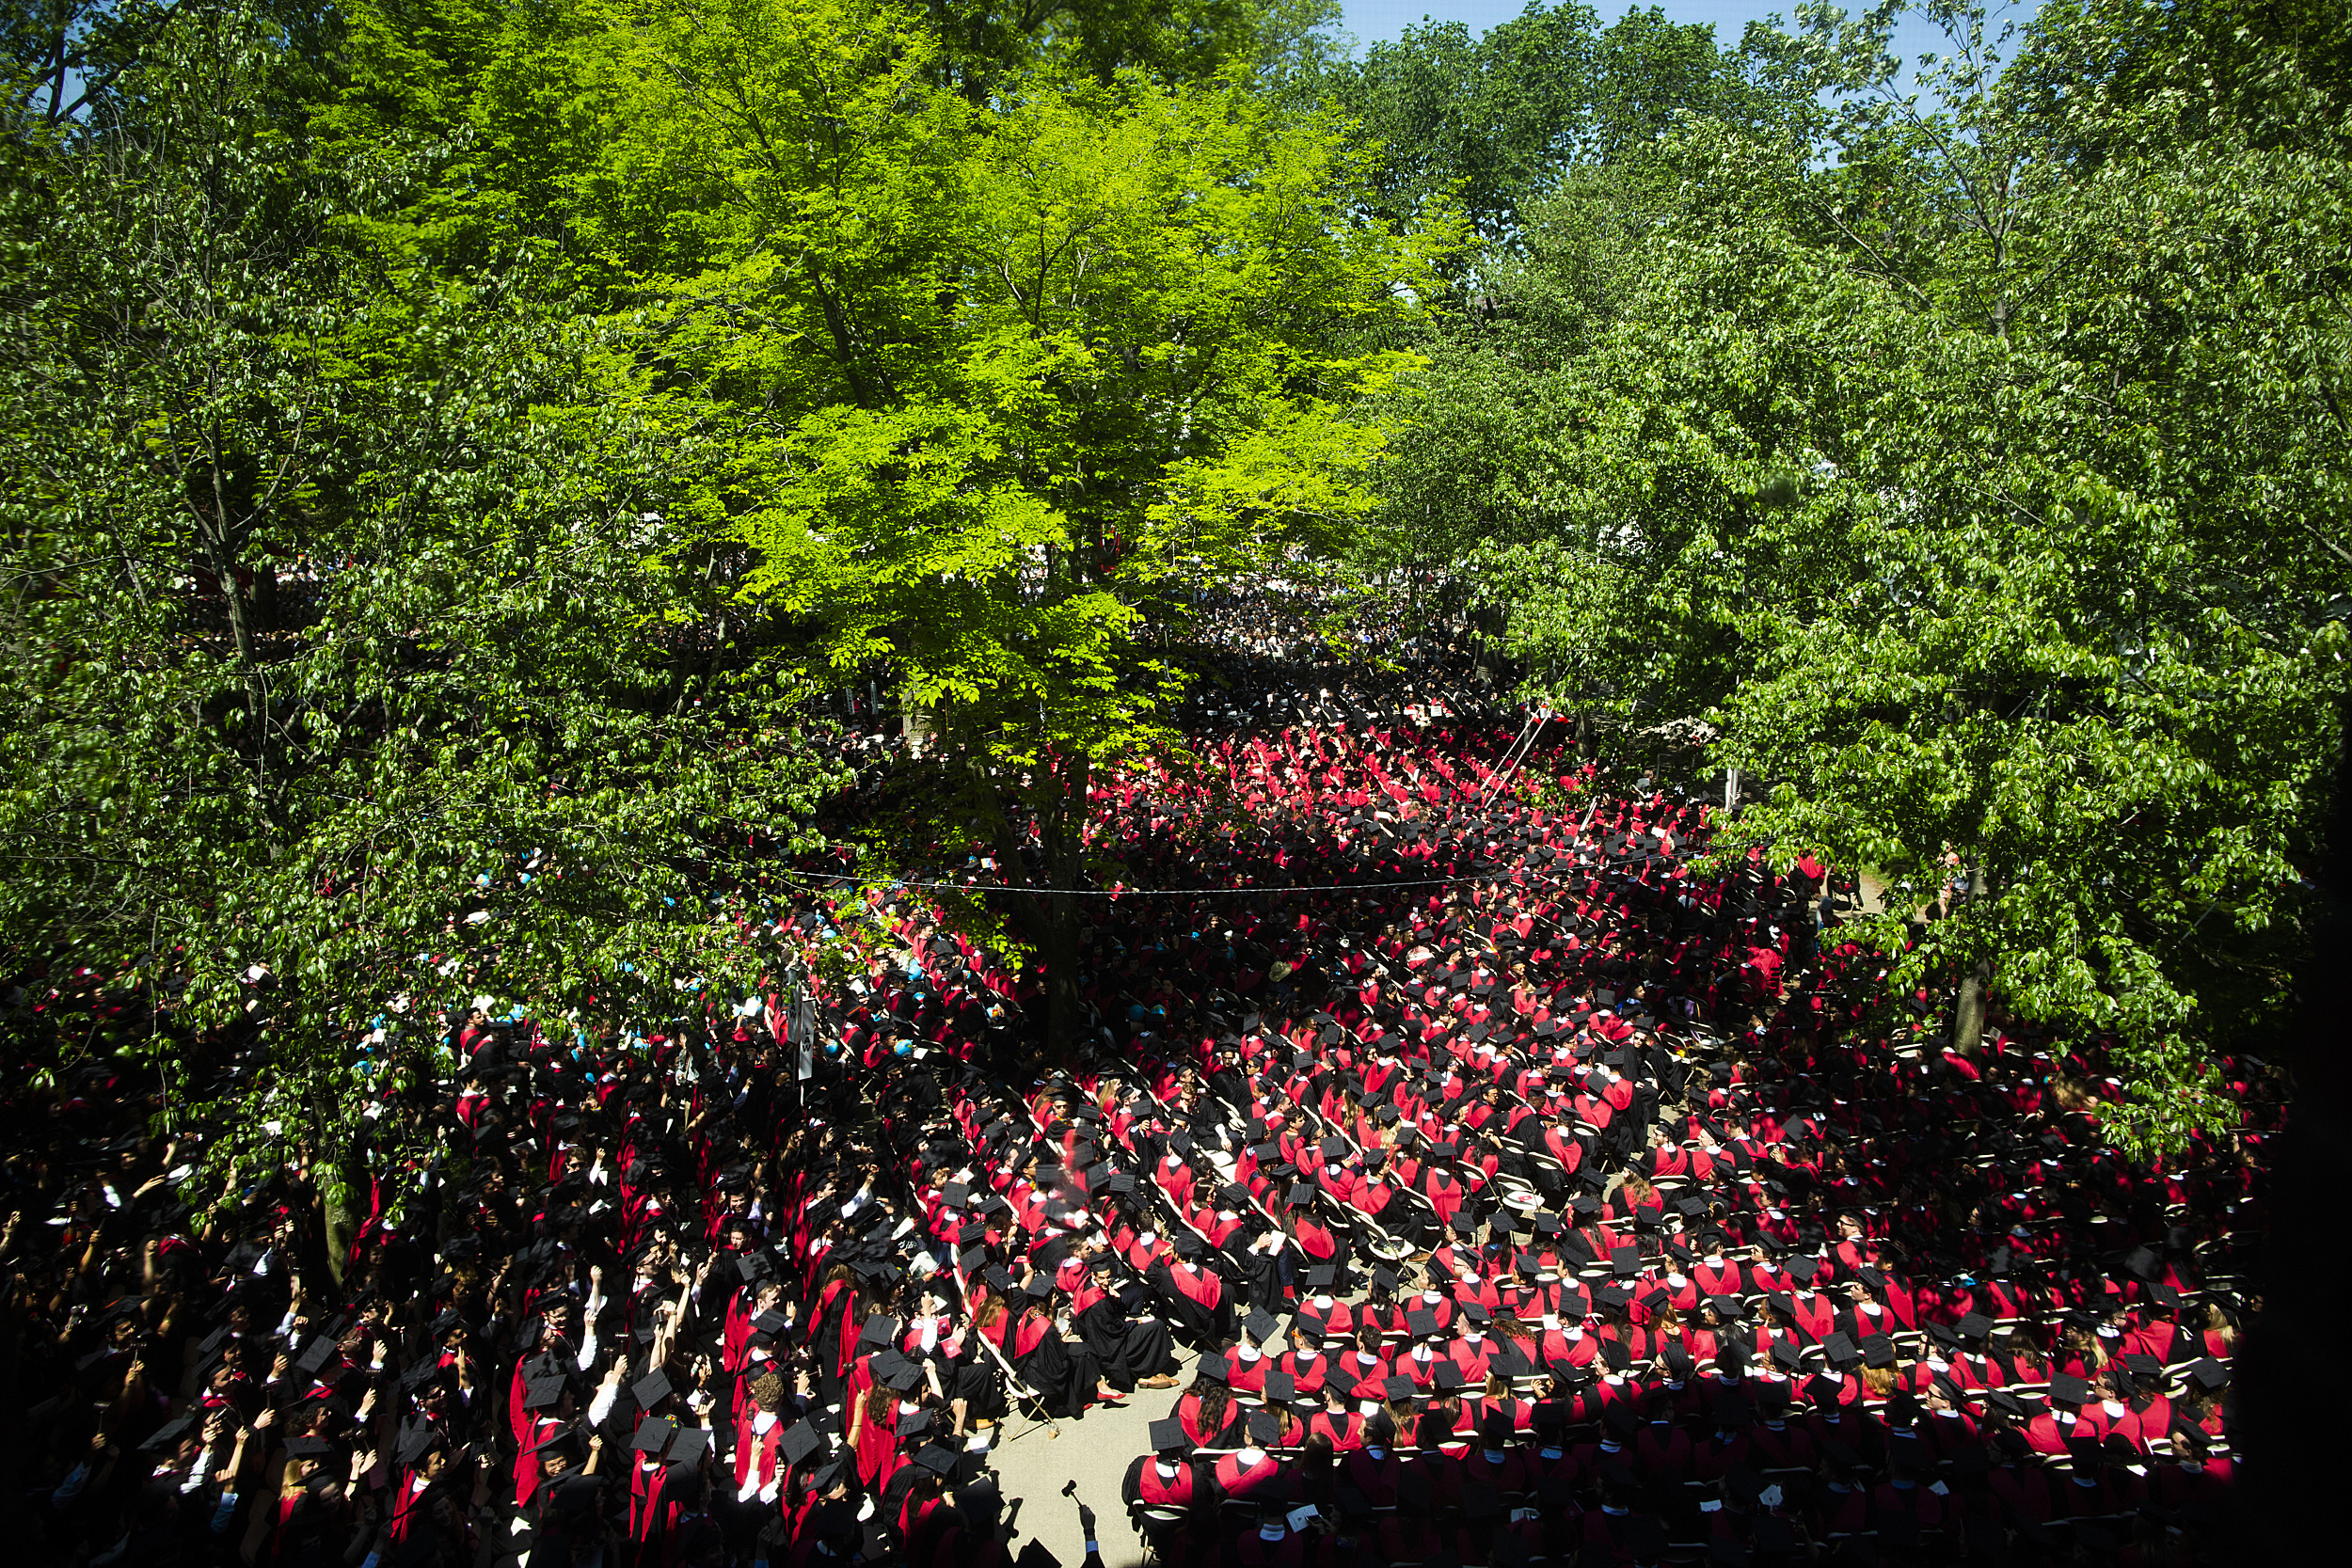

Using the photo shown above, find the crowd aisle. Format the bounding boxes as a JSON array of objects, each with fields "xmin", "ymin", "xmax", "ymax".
[{"xmin": 0, "ymin": 595, "xmax": 2267, "ymax": 1568}]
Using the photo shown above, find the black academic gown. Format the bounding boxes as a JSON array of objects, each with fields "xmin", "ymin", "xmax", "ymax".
[{"xmin": 1076, "ymin": 1285, "xmax": 1177, "ymax": 1391}]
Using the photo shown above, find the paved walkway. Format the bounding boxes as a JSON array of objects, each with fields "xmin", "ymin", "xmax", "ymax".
[{"xmin": 981, "ymin": 1350, "xmax": 1196, "ymax": 1568}]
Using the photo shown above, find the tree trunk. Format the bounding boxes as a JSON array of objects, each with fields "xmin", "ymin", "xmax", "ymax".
[
  {"xmin": 1949, "ymin": 861, "xmax": 1994, "ymax": 1055},
  {"xmin": 1953, "ymin": 956, "xmax": 1993, "ymax": 1055},
  {"xmin": 322, "ymin": 1179, "xmax": 358, "ymax": 1287},
  {"xmin": 1036, "ymin": 751, "xmax": 1090, "ymax": 1063},
  {"xmin": 1038, "ymin": 888, "xmax": 1084, "ymax": 1063},
  {"xmin": 203, "ymin": 532, "xmax": 266, "ymax": 746},
  {"xmin": 902, "ymin": 684, "xmax": 941, "ymax": 758},
  {"xmin": 992, "ymin": 752, "xmax": 1094, "ymax": 1067}
]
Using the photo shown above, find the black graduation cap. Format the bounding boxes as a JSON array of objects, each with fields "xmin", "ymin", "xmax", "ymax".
[
  {"xmin": 140, "ymin": 1414, "xmax": 196, "ymax": 1451},
  {"xmin": 1306, "ymin": 1265, "xmax": 1336, "ymax": 1291},
  {"xmin": 914, "ymin": 1443, "xmax": 960, "ymax": 1478},
  {"xmin": 2187, "ymin": 1358, "xmax": 2230, "ymax": 1392},
  {"xmin": 859, "ymin": 1313, "xmax": 898, "ymax": 1348},
  {"xmin": 632, "ymin": 1417, "xmax": 676, "ymax": 1453},
  {"xmin": 666, "ymin": 1426, "xmax": 710, "ymax": 1466},
  {"xmin": 1149, "ymin": 1417, "xmax": 1185, "ymax": 1452},
  {"xmin": 1015, "ymin": 1542, "xmax": 1062, "ymax": 1568},
  {"xmin": 1287, "ymin": 1182, "xmax": 1314, "ymax": 1208},
  {"xmin": 1956, "ymin": 1311, "xmax": 1994, "ymax": 1340},
  {"xmin": 736, "ymin": 1252, "xmax": 773, "ymax": 1284},
  {"xmin": 398, "ymin": 1356, "xmax": 443, "ymax": 1394},
  {"xmin": 1861, "ymin": 1335, "xmax": 1897, "ymax": 1370},
  {"xmin": 522, "ymin": 1375, "xmax": 567, "ymax": 1411},
  {"xmin": 1821, "ymin": 1331, "xmax": 1858, "ymax": 1369},
  {"xmin": 1197, "ymin": 1354, "xmax": 1229, "ymax": 1385},
  {"xmin": 395, "ymin": 1423, "xmax": 441, "ymax": 1466},
  {"xmin": 1432, "ymin": 1359, "xmax": 1465, "ymax": 1393},
  {"xmin": 2122, "ymin": 1244, "xmax": 2161, "ymax": 1281},
  {"xmin": 780, "ymin": 1421, "xmax": 824, "ymax": 1467},
  {"xmin": 1406, "ymin": 1307, "xmax": 1438, "ymax": 1338},
  {"xmin": 943, "ymin": 1181, "xmax": 972, "ymax": 1208},
  {"xmin": 753, "ymin": 1308, "xmax": 790, "ymax": 1337},
  {"xmin": 632, "ymin": 1370, "xmax": 673, "ymax": 1410},
  {"xmin": 1246, "ymin": 1410, "xmax": 1284, "ymax": 1448},
  {"xmin": 899, "ymin": 1409, "xmax": 935, "ymax": 1440},
  {"xmin": 294, "ymin": 1336, "xmax": 338, "ymax": 1377},
  {"xmin": 1245, "ymin": 1308, "xmax": 1280, "ymax": 1345},
  {"xmin": 2050, "ymin": 1372, "xmax": 2091, "ymax": 1405},
  {"xmin": 1263, "ymin": 1368, "xmax": 1298, "ymax": 1403},
  {"xmin": 287, "ymin": 1434, "xmax": 335, "ymax": 1459}
]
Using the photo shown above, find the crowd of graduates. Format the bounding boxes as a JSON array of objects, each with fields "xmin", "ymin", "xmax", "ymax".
[{"xmin": 0, "ymin": 597, "xmax": 2267, "ymax": 1568}]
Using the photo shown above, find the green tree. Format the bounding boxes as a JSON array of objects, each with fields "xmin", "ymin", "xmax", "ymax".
[
  {"xmin": 1454, "ymin": 0, "xmax": 2352, "ymax": 1148},
  {"xmin": 0, "ymin": 6, "xmax": 838, "ymax": 1218},
  {"xmin": 1322, "ymin": 3, "xmax": 1598, "ymax": 250},
  {"xmin": 1318, "ymin": 3, "xmax": 1790, "ymax": 255},
  {"xmin": 563, "ymin": 0, "xmax": 1445, "ymax": 1051}
]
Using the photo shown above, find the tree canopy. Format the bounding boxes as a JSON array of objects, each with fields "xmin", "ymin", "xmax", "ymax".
[
  {"xmin": 2, "ymin": 0, "xmax": 2345, "ymax": 1152},
  {"xmin": 1373, "ymin": 0, "xmax": 2352, "ymax": 1148}
]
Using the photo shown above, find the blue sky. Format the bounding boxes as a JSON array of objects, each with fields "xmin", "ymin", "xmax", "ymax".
[{"xmin": 1335, "ymin": 1, "xmax": 2045, "ymax": 71}]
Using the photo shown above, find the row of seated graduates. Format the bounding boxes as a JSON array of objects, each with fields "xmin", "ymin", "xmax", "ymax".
[
  {"xmin": 1049, "ymin": 797, "xmax": 2247, "ymax": 1565},
  {"xmin": 774, "ymin": 604, "xmax": 2258, "ymax": 1564}
]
